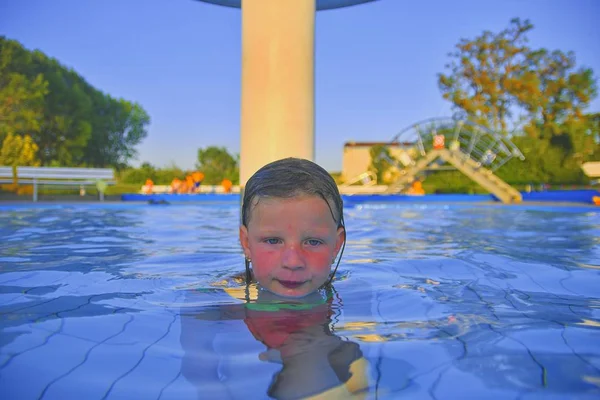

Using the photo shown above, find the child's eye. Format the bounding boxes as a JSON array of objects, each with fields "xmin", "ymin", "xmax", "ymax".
[
  {"xmin": 264, "ymin": 238, "xmax": 282, "ymax": 245},
  {"xmin": 305, "ymin": 239, "xmax": 323, "ymax": 247}
]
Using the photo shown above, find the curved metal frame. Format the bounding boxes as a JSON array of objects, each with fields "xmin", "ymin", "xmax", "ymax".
[{"xmin": 389, "ymin": 117, "xmax": 525, "ymax": 172}]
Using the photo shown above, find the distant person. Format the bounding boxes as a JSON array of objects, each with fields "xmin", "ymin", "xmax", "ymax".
[
  {"xmin": 192, "ymin": 171, "xmax": 205, "ymax": 193},
  {"xmin": 221, "ymin": 178, "xmax": 233, "ymax": 193},
  {"xmin": 185, "ymin": 174, "xmax": 195, "ymax": 194},
  {"xmin": 407, "ymin": 179, "xmax": 425, "ymax": 195},
  {"xmin": 142, "ymin": 178, "xmax": 154, "ymax": 195},
  {"xmin": 178, "ymin": 178, "xmax": 190, "ymax": 194},
  {"xmin": 169, "ymin": 177, "xmax": 182, "ymax": 194}
]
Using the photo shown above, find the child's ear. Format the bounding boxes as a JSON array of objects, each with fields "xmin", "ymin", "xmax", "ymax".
[{"xmin": 239, "ymin": 225, "xmax": 250, "ymax": 257}]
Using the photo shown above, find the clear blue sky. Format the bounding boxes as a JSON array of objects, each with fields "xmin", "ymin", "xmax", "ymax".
[{"xmin": 1, "ymin": 0, "xmax": 599, "ymax": 172}]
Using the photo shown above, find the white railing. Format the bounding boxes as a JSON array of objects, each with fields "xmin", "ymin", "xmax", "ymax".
[{"xmin": 0, "ymin": 166, "xmax": 115, "ymax": 201}]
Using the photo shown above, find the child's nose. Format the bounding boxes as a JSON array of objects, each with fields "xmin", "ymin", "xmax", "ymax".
[{"xmin": 282, "ymin": 245, "xmax": 305, "ymax": 270}]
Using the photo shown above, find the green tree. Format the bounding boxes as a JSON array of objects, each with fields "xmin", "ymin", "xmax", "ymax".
[
  {"xmin": 578, "ymin": 113, "xmax": 600, "ymax": 162},
  {"xmin": 0, "ymin": 38, "xmax": 48, "ymax": 142},
  {"xmin": 438, "ymin": 19, "xmax": 598, "ymax": 185},
  {"xmin": 438, "ymin": 19, "xmax": 597, "ymax": 138},
  {"xmin": 0, "ymin": 36, "xmax": 150, "ymax": 169},
  {"xmin": 369, "ymin": 145, "xmax": 396, "ymax": 184},
  {"xmin": 196, "ymin": 146, "xmax": 239, "ymax": 185},
  {"xmin": 84, "ymin": 96, "xmax": 150, "ymax": 170},
  {"xmin": 438, "ymin": 19, "xmax": 533, "ymax": 133},
  {"xmin": 32, "ymin": 61, "xmax": 94, "ymax": 166},
  {"xmin": 0, "ymin": 133, "xmax": 40, "ymax": 184},
  {"xmin": 154, "ymin": 163, "xmax": 185, "ymax": 185},
  {"xmin": 515, "ymin": 49, "xmax": 597, "ymax": 140},
  {"xmin": 120, "ymin": 162, "xmax": 157, "ymax": 185}
]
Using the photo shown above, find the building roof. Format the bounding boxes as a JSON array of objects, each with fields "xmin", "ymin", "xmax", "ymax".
[
  {"xmin": 582, "ymin": 162, "xmax": 600, "ymax": 178},
  {"xmin": 194, "ymin": 0, "xmax": 377, "ymax": 11},
  {"xmin": 344, "ymin": 141, "xmax": 415, "ymax": 148}
]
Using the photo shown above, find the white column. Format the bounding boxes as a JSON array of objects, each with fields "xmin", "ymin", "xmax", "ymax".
[{"xmin": 240, "ymin": 0, "xmax": 316, "ymax": 185}]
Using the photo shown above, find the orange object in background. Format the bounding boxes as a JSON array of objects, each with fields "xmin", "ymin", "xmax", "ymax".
[
  {"xmin": 221, "ymin": 179, "xmax": 233, "ymax": 193},
  {"xmin": 191, "ymin": 171, "xmax": 204, "ymax": 193},
  {"xmin": 185, "ymin": 175, "xmax": 194, "ymax": 193},
  {"xmin": 433, "ymin": 134, "xmax": 445, "ymax": 150},
  {"xmin": 142, "ymin": 179, "xmax": 154, "ymax": 194},
  {"xmin": 593, "ymin": 196, "xmax": 600, "ymax": 206},
  {"xmin": 192, "ymin": 171, "xmax": 204, "ymax": 183},
  {"xmin": 407, "ymin": 180, "xmax": 425, "ymax": 195},
  {"xmin": 170, "ymin": 178, "xmax": 182, "ymax": 194},
  {"xmin": 178, "ymin": 179, "xmax": 190, "ymax": 194}
]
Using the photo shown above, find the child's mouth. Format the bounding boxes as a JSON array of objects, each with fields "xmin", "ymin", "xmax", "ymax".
[{"xmin": 278, "ymin": 280, "xmax": 305, "ymax": 289}]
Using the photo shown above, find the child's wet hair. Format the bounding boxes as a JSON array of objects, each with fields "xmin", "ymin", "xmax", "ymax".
[{"xmin": 241, "ymin": 158, "xmax": 344, "ymax": 229}]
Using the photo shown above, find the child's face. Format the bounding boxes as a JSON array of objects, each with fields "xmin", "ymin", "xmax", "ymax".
[{"xmin": 240, "ymin": 195, "xmax": 345, "ymax": 298}]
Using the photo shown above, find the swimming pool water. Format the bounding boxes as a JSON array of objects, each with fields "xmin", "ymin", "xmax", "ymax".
[{"xmin": 0, "ymin": 202, "xmax": 599, "ymax": 399}]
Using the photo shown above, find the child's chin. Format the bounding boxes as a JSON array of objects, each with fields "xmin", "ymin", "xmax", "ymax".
[{"xmin": 271, "ymin": 285, "xmax": 316, "ymax": 299}]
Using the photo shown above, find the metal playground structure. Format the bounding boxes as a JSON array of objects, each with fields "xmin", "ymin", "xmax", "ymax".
[{"xmin": 376, "ymin": 118, "xmax": 525, "ymax": 203}]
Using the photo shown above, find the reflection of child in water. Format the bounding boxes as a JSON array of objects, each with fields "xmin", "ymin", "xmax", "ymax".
[
  {"xmin": 180, "ymin": 286, "xmax": 370, "ymax": 399},
  {"xmin": 180, "ymin": 158, "xmax": 370, "ymax": 399}
]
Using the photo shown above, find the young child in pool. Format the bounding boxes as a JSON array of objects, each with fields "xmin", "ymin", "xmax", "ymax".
[
  {"xmin": 181, "ymin": 158, "xmax": 371, "ymax": 399},
  {"xmin": 239, "ymin": 157, "xmax": 346, "ymax": 298}
]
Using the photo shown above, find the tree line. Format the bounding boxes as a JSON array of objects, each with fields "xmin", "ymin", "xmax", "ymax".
[
  {"xmin": 0, "ymin": 36, "xmax": 149, "ymax": 170},
  {"xmin": 2, "ymin": 18, "xmax": 598, "ymax": 189},
  {"xmin": 120, "ymin": 146, "xmax": 239, "ymax": 185}
]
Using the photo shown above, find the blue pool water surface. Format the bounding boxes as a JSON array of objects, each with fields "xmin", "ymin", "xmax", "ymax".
[{"xmin": 0, "ymin": 202, "xmax": 599, "ymax": 399}]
